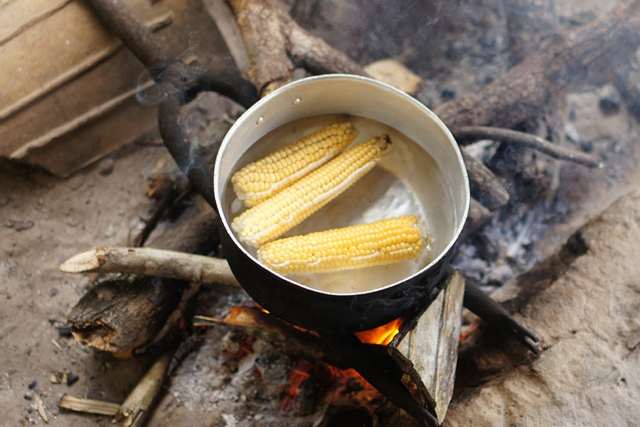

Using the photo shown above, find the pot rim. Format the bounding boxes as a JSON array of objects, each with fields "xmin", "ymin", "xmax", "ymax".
[{"xmin": 214, "ymin": 74, "xmax": 470, "ymax": 297}]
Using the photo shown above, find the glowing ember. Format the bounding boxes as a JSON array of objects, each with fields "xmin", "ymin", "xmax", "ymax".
[
  {"xmin": 355, "ymin": 318, "xmax": 403, "ymax": 345},
  {"xmin": 282, "ymin": 360, "xmax": 312, "ymax": 412}
]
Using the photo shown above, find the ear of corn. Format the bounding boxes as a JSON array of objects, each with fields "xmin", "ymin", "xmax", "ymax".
[
  {"xmin": 232, "ymin": 135, "xmax": 392, "ymax": 248},
  {"xmin": 231, "ymin": 123, "xmax": 358, "ymax": 207},
  {"xmin": 257, "ymin": 216, "xmax": 429, "ymax": 274}
]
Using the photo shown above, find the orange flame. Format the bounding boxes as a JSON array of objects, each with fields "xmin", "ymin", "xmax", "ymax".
[{"xmin": 355, "ymin": 318, "xmax": 403, "ymax": 345}]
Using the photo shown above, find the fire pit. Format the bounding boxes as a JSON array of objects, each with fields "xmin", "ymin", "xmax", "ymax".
[{"xmin": 4, "ymin": 0, "xmax": 640, "ymax": 426}]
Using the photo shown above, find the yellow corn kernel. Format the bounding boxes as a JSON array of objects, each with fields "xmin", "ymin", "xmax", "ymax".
[
  {"xmin": 231, "ymin": 123, "xmax": 358, "ymax": 207},
  {"xmin": 232, "ymin": 135, "xmax": 392, "ymax": 248},
  {"xmin": 257, "ymin": 216, "xmax": 429, "ymax": 274}
]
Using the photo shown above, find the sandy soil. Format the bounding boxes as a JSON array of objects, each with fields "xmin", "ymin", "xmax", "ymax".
[{"xmin": 0, "ymin": 147, "xmax": 164, "ymax": 426}]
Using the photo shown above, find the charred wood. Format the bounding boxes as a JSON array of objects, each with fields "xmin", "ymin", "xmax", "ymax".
[{"xmin": 435, "ymin": 1, "xmax": 640, "ymax": 129}]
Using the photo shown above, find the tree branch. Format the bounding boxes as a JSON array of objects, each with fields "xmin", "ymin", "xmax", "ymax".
[
  {"xmin": 61, "ymin": 247, "xmax": 240, "ymax": 289},
  {"xmin": 454, "ymin": 126, "xmax": 603, "ymax": 168}
]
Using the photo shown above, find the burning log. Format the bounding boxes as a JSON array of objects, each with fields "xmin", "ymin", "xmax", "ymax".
[
  {"xmin": 61, "ymin": 247, "xmax": 240, "ymax": 289},
  {"xmin": 194, "ymin": 308, "xmax": 349, "ymax": 369},
  {"xmin": 386, "ymin": 271, "xmax": 465, "ymax": 422},
  {"xmin": 66, "ymin": 197, "xmax": 218, "ymax": 356},
  {"xmin": 196, "ymin": 272, "xmax": 466, "ymax": 426}
]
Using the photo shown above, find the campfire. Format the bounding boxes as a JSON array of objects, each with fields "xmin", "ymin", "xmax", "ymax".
[{"xmin": 4, "ymin": 0, "xmax": 640, "ymax": 426}]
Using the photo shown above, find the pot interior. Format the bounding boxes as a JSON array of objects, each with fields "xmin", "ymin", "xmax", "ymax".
[{"xmin": 214, "ymin": 76, "xmax": 469, "ymax": 295}]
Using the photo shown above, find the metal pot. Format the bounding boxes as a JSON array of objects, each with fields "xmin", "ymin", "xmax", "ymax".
[{"xmin": 214, "ymin": 75, "xmax": 469, "ymax": 333}]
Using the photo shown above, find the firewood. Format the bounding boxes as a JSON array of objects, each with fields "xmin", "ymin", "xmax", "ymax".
[
  {"xmin": 227, "ymin": 0, "xmax": 509, "ymax": 213},
  {"xmin": 227, "ymin": 0, "xmax": 366, "ymax": 96},
  {"xmin": 117, "ymin": 350, "xmax": 172, "ymax": 427},
  {"xmin": 66, "ymin": 197, "xmax": 218, "ymax": 356},
  {"xmin": 59, "ymin": 396, "xmax": 121, "ymax": 416},
  {"xmin": 454, "ymin": 126, "xmax": 602, "ymax": 169},
  {"xmin": 61, "ymin": 247, "xmax": 240, "ymax": 289},
  {"xmin": 434, "ymin": 1, "xmax": 640, "ymax": 129}
]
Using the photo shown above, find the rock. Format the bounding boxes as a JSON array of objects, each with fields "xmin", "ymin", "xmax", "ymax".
[
  {"xmin": 444, "ymin": 189, "xmax": 640, "ymax": 427},
  {"xmin": 599, "ymin": 86, "xmax": 622, "ymax": 115},
  {"xmin": 364, "ymin": 59, "xmax": 422, "ymax": 95},
  {"xmin": 6, "ymin": 219, "xmax": 34, "ymax": 231},
  {"xmin": 98, "ymin": 157, "xmax": 115, "ymax": 176}
]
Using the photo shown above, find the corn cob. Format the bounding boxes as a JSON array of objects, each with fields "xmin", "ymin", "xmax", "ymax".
[
  {"xmin": 232, "ymin": 135, "xmax": 392, "ymax": 248},
  {"xmin": 231, "ymin": 123, "xmax": 358, "ymax": 207},
  {"xmin": 257, "ymin": 216, "xmax": 429, "ymax": 274}
]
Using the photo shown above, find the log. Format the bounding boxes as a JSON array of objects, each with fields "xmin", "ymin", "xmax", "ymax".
[
  {"xmin": 462, "ymin": 151, "xmax": 510, "ymax": 212},
  {"xmin": 435, "ymin": 0, "xmax": 640, "ymax": 129},
  {"xmin": 67, "ymin": 197, "xmax": 219, "ymax": 356},
  {"xmin": 117, "ymin": 350, "xmax": 172, "ymax": 427},
  {"xmin": 227, "ymin": 0, "xmax": 366, "ymax": 96}
]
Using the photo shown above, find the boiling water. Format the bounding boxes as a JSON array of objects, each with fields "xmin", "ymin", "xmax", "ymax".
[{"xmin": 223, "ymin": 115, "xmax": 457, "ymax": 293}]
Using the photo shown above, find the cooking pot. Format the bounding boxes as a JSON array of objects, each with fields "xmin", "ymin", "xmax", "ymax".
[{"xmin": 214, "ymin": 75, "xmax": 469, "ymax": 333}]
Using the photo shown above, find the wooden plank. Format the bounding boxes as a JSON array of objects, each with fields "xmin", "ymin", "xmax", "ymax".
[{"xmin": 388, "ymin": 271, "xmax": 465, "ymax": 422}]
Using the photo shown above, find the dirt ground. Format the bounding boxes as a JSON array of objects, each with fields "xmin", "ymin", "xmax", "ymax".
[
  {"xmin": 2, "ymin": 0, "xmax": 640, "ymax": 426},
  {"xmin": 0, "ymin": 147, "xmax": 166, "ymax": 426}
]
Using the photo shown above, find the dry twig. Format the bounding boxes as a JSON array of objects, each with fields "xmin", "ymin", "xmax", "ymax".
[
  {"xmin": 59, "ymin": 395, "xmax": 121, "ymax": 416},
  {"xmin": 35, "ymin": 394, "xmax": 49, "ymax": 423},
  {"xmin": 61, "ymin": 247, "xmax": 240, "ymax": 288},
  {"xmin": 453, "ymin": 126, "xmax": 602, "ymax": 169}
]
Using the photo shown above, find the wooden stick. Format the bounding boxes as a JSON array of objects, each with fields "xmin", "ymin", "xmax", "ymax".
[
  {"xmin": 59, "ymin": 395, "xmax": 121, "ymax": 416},
  {"xmin": 453, "ymin": 126, "xmax": 602, "ymax": 169},
  {"xmin": 117, "ymin": 350, "xmax": 172, "ymax": 427},
  {"xmin": 34, "ymin": 394, "xmax": 49, "ymax": 423},
  {"xmin": 61, "ymin": 247, "xmax": 240, "ymax": 288},
  {"xmin": 462, "ymin": 151, "xmax": 510, "ymax": 211}
]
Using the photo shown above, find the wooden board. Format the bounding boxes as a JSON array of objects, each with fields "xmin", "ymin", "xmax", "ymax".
[{"xmin": 388, "ymin": 271, "xmax": 465, "ymax": 422}]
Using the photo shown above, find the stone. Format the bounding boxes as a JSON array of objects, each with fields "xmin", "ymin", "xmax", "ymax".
[
  {"xmin": 364, "ymin": 59, "xmax": 422, "ymax": 95},
  {"xmin": 444, "ymin": 189, "xmax": 640, "ymax": 427}
]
